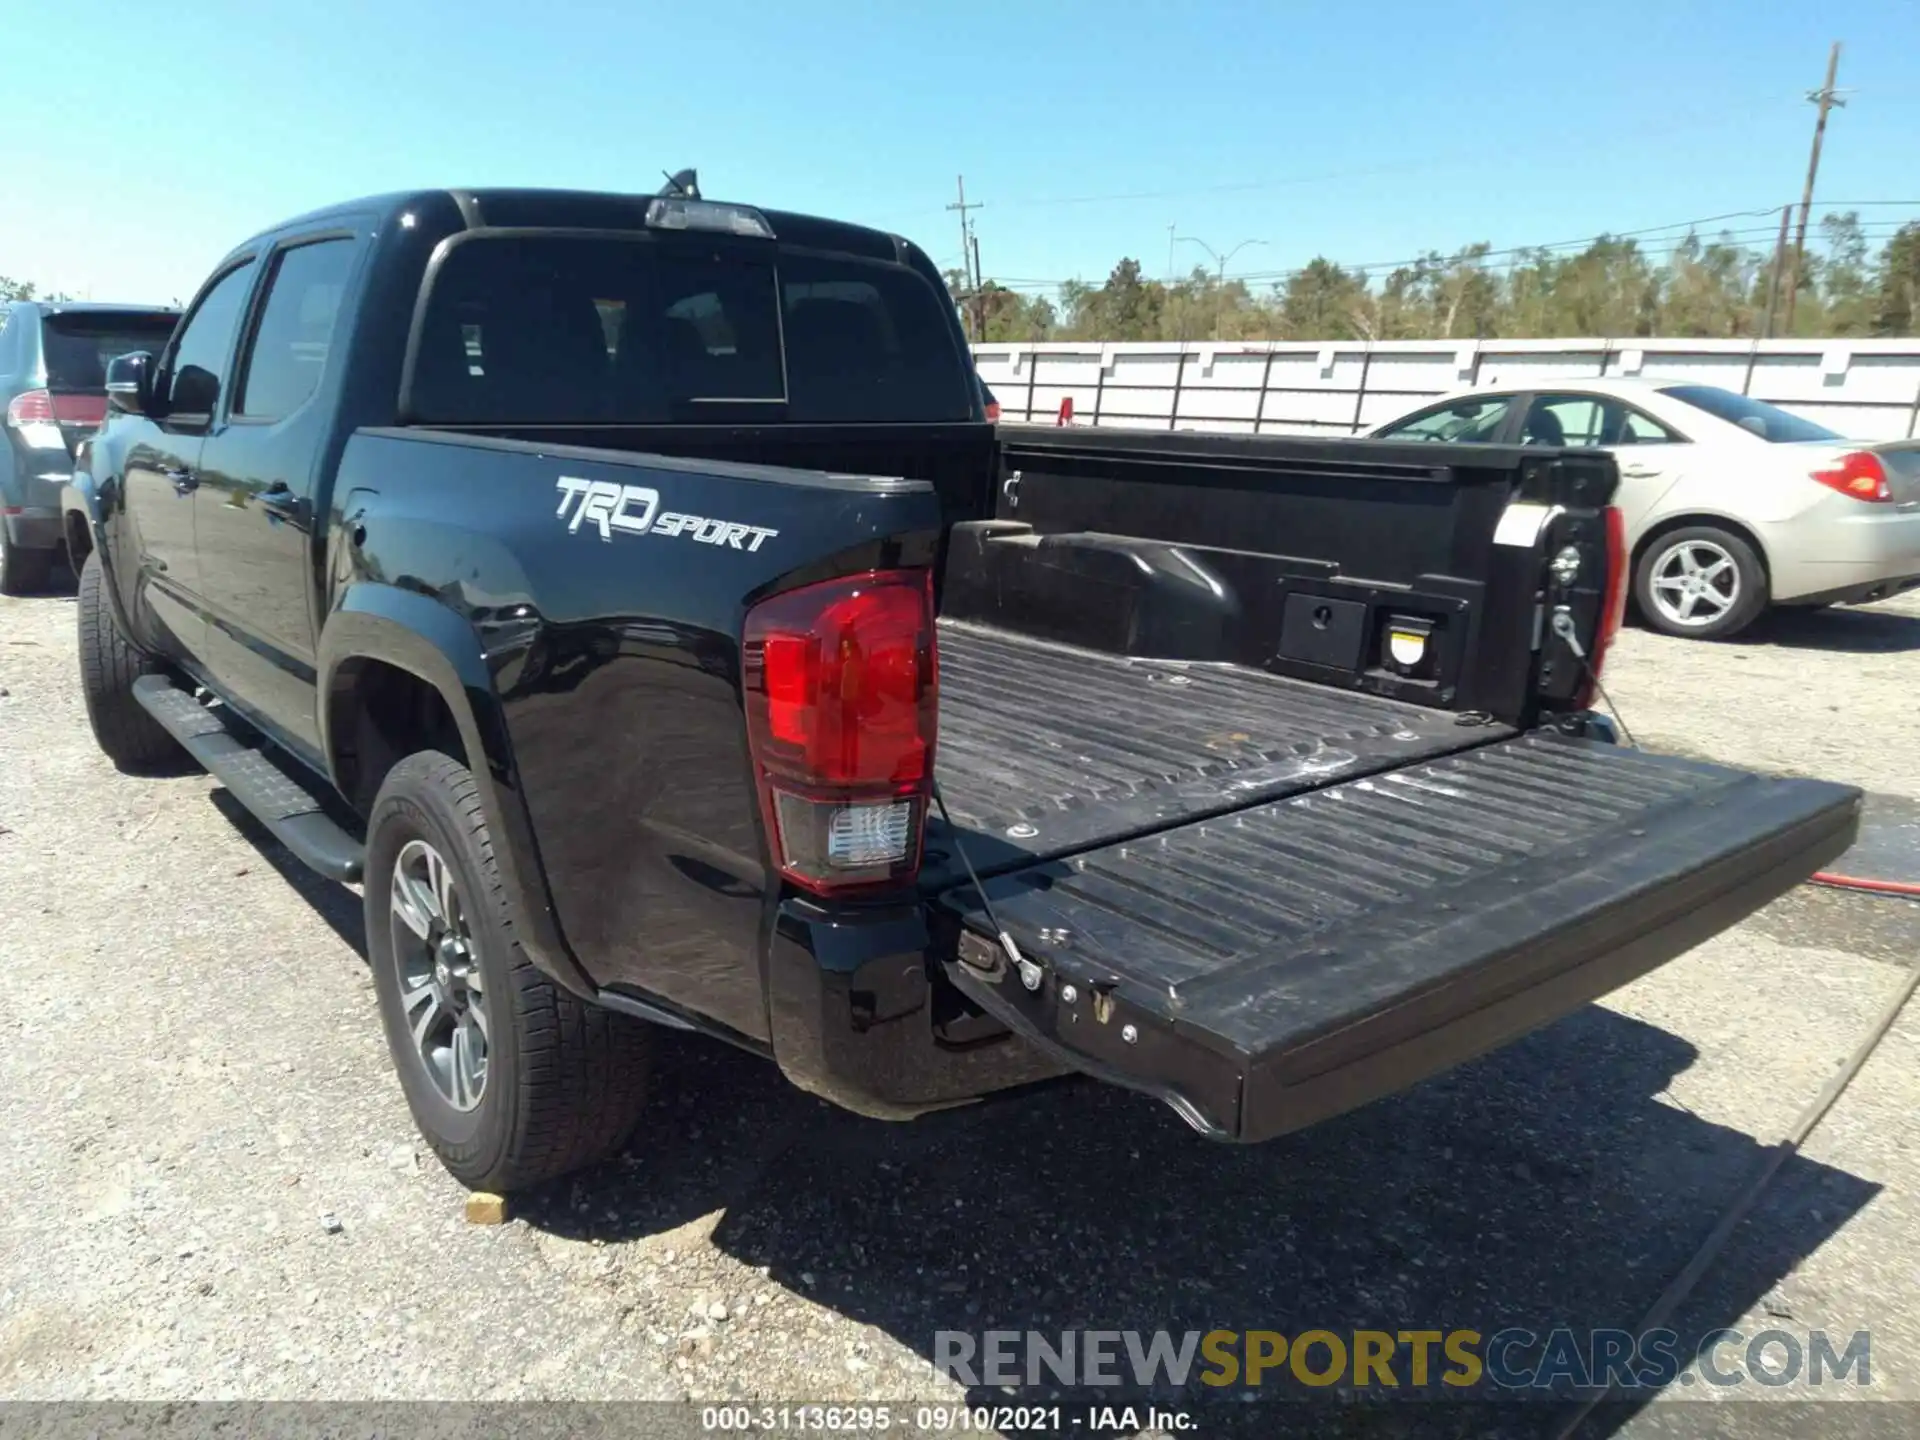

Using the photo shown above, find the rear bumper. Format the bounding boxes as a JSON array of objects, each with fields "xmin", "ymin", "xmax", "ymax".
[
  {"xmin": 3, "ymin": 506, "xmax": 62, "ymax": 552},
  {"xmin": 763, "ymin": 897, "xmax": 1069, "ymax": 1120},
  {"xmin": 6, "ymin": 435, "xmax": 74, "ymax": 517},
  {"xmin": 1778, "ymin": 572, "xmax": 1920, "ymax": 609},
  {"xmin": 1767, "ymin": 506, "xmax": 1920, "ymax": 603}
]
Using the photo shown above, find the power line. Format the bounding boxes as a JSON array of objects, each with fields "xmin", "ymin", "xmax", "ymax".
[
  {"xmin": 973, "ymin": 205, "xmax": 1920, "ymax": 295},
  {"xmin": 868, "ymin": 98, "xmax": 1868, "ymax": 229}
]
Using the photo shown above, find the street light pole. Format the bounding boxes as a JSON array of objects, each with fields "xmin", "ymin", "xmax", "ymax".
[{"xmin": 1176, "ymin": 235, "xmax": 1267, "ymax": 339}]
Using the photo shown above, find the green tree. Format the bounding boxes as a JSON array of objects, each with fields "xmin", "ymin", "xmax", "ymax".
[
  {"xmin": 1814, "ymin": 212, "xmax": 1874, "ymax": 335},
  {"xmin": 967, "ymin": 214, "xmax": 1920, "ymax": 343},
  {"xmin": 1545, "ymin": 237, "xmax": 1659, "ymax": 336},
  {"xmin": 1659, "ymin": 231, "xmax": 1759, "ymax": 336},
  {"xmin": 978, "ymin": 283, "xmax": 1057, "ymax": 342},
  {"xmin": 1873, "ymin": 222, "xmax": 1920, "ymax": 335},
  {"xmin": 1279, "ymin": 257, "xmax": 1368, "ymax": 339}
]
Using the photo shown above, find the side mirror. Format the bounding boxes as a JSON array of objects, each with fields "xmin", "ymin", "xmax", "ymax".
[
  {"xmin": 1737, "ymin": 415, "xmax": 1769, "ymax": 439},
  {"xmin": 105, "ymin": 351, "xmax": 156, "ymax": 417}
]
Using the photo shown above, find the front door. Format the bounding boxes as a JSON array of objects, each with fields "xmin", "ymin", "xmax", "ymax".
[
  {"xmin": 193, "ymin": 235, "xmax": 362, "ymax": 762},
  {"xmin": 117, "ymin": 259, "xmax": 259, "ymax": 661}
]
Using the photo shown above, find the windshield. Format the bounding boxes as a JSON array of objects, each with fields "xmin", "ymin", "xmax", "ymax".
[
  {"xmin": 1657, "ymin": 384, "xmax": 1843, "ymax": 443},
  {"xmin": 41, "ymin": 311, "xmax": 179, "ymax": 391},
  {"xmin": 408, "ymin": 233, "xmax": 973, "ymax": 426}
]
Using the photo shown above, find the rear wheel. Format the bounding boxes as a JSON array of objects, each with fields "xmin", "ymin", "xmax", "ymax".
[
  {"xmin": 0, "ymin": 528, "xmax": 53, "ymax": 595},
  {"xmin": 364, "ymin": 751, "xmax": 653, "ymax": 1191},
  {"xmin": 76, "ymin": 551, "xmax": 183, "ymax": 771},
  {"xmin": 1634, "ymin": 526, "xmax": 1768, "ymax": 640}
]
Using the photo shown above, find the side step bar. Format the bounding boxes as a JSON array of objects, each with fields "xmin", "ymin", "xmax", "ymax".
[{"xmin": 132, "ymin": 676, "xmax": 366, "ymax": 883}]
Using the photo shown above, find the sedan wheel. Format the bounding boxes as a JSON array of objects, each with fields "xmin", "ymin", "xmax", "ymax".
[
  {"xmin": 1633, "ymin": 525, "xmax": 1769, "ymax": 640},
  {"xmin": 1650, "ymin": 539, "xmax": 1739, "ymax": 629}
]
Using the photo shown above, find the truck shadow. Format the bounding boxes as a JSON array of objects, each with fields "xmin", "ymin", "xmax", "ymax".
[
  {"xmin": 520, "ymin": 1007, "xmax": 1875, "ymax": 1438},
  {"xmin": 214, "ymin": 787, "xmax": 1879, "ymax": 1435},
  {"xmin": 209, "ymin": 790, "xmax": 367, "ymax": 955}
]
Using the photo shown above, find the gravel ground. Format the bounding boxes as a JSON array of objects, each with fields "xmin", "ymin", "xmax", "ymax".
[{"xmin": 2, "ymin": 579, "xmax": 1918, "ymax": 1438}]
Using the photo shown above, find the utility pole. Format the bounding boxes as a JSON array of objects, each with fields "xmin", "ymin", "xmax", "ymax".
[
  {"xmin": 1782, "ymin": 41, "xmax": 1847, "ymax": 334},
  {"xmin": 1761, "ymin": 203, "xmax": 1792, "ymax": 337},
  {"xmin": 946, "ymin": 175, "xmax": 984, "ymax": 340},
  {"xmin": 969, "ymin": 230, "xmax": 985, "ymax": 343}
]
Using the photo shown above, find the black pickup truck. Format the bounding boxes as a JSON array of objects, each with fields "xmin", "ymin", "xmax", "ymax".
[{"xmin": 64, "ymin": 183, "xmax": 1860, "ymax": 1193}]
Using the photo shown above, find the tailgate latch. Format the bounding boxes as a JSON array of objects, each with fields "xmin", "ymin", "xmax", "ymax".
[{"xmin": 956, "ymin": 928, "xmax": 1045, "ymax": 991}]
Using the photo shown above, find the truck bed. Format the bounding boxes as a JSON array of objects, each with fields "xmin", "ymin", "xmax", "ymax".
[
  {"xmin": 930, "ymin": 626, "xmax": 1859, "ymax": 1144},
  {"xmin": 929, "ymin": 619, "xmax": 1511, "ymax": 881}
]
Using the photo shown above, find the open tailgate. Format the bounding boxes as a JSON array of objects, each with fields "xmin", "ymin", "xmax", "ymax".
[{"xmin": 937, "ymin": 733, "xmax": 1859, "ymax": 1141}]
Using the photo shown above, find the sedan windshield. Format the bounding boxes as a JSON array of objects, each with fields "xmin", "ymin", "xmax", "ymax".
[{"xmin": 1658, "ymin": 385, "xmax": 1842, "ymax": 443}]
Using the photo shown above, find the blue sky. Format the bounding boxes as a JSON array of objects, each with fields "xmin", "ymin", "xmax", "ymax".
[{"xmin": 8, "ymin": 0, "xmax": 1920, "ymax": 305}]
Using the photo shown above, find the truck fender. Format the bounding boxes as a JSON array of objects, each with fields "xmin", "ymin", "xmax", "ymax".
[
  {"xmin": 317, "ymin": 582, "xmax": 596, "ymax": 999},
  {"xmin": 59, "ymin": 474, "xmax": 135, "ymax": 633}
]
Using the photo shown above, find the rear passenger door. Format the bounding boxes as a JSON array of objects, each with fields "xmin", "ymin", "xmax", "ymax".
[
  {"xmin": 194, "ymin": 232, "xmax": 364, "ymax": 762},
  {"xmin": 1519, "ymin": 392, "xmax": 1690, "ymax": 536}
]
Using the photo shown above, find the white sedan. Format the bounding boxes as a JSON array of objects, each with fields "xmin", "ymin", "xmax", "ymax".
[{"xmin": 1368, "ymin": 377, "xmax": 1920, "ymax": 639}]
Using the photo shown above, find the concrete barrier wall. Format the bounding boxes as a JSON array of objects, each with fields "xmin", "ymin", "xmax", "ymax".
[{"xmin": 969, "ymin": 338, "xmax": 1920, "ymax": 440}]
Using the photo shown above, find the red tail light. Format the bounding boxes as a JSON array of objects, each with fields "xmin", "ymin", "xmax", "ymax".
[
  {"xmin": 5, "ymin": 389, "xmax": 108, "ymax": 429},
  {"xmin": 1575, "ymin": 505, "xmax": 1629, "ymax": 708},
  {"xmin": 1811, "ymin": 451, "xmax": 1891, "ymax": 503},
  {"xmin": 742, "ymin": 569, "xmax": 938, "ymax": 894},
  {"xmin": 1056, "ymin": 397, "xmax": 1074, "ymax": 426},
  {"xmin": 1594, "ymin": 505, "xmax": 1628, "ymax": 672}
]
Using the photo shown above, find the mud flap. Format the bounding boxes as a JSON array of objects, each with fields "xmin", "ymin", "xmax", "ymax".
[{"xmin": 936, "ymin": 733, "xmax": 1860, "ymax": 1141}]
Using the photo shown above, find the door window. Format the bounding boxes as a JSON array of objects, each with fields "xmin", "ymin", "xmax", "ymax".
[
  {"xmin": 235, "ymin": 239, "xmax": 359, "ymax": 420},
  {"xmin": 1618, "ymin": 406, "xmax": 1684, "ymax": 444},
  {"xmin": 1373, "ymin": 395, "xmax": 1513, "ymax": 442},
  {"xmin": 1523, "ymin": 393, "xmax": 1687, "ymax": 448},
  {"xmin": 167, "ymin": 262, "xmax": 257, "ymax": 418},
  {"xmin": 1522, "ymin": 394, "xmax": 1607, "ymax": 447}
]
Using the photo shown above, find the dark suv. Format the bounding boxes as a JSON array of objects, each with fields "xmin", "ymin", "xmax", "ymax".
[{"xmin": 1, "ymin": 300, "xmax": 179, "ymax": 592}]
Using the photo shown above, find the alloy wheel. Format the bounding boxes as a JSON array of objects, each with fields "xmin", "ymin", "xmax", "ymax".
[
  {"xmin": 1649, "ymin": 538, "xmax": 1740, "ymax": 629},
  {"xmin": 388, "ymin": 838, "xmax": 489, "ymax": 1111}
]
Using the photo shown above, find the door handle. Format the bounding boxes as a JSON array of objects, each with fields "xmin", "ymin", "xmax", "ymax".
[
  {"xmin": 255, "ymin": 482, "xmax": 306, "ymax": 526},
  {"xmin": 1619, "ymin": 464, "xmax": 1660, "ymax": 478},
  {"xmin": 162, "ymin": 466, "xmax": 197, "ymax": 494}
]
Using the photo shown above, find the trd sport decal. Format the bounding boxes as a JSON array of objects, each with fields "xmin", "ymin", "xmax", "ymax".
[{"xmin": 553, "ymin": 476, "xmax": 779, "ymax": 552}]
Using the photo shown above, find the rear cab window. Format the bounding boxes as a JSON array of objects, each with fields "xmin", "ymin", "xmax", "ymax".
[
  {"xmin": 40, "ymin": 310, "xmax": 179, "ymax": 392},
  {"xmin": 405, "ymin": 231, "xmax": 974, "ymax": 426}
]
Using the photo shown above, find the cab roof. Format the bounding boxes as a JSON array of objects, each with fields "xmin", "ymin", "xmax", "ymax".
[{"xmin": 245, "ymin": 188, "xmax": 914, "ymax": 266}]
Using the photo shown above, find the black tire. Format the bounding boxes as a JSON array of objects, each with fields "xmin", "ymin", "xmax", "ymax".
[
  {"xmin": 0, "ymin": 528, "xmax": 53, "ymax": 596},
  {"xmin": 1633, "ymin": 525, "xmax": 1769, "ymax": 640},
  {"xmin": 76, "ymin": 551, "xmax": 184, "ymax": 771},
  {"xmin": 365, "ymin": 751, "xmax": 652, "ymax": 1192}
]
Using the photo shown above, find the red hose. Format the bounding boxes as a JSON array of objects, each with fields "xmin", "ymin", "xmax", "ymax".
[{"xmin": 1811, "ymin": 871, "xmax": 1920, "ymax": 897}]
